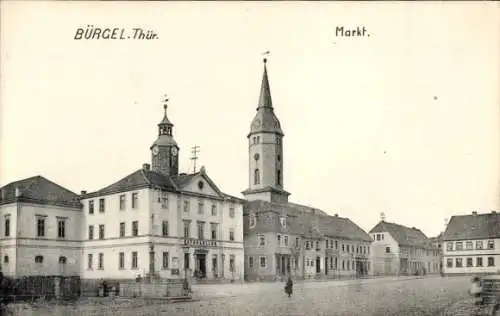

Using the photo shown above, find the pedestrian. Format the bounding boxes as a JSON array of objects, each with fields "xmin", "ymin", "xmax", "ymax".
[
  {"xmin": 284, "ymin": 276, "xmax": 293, "ymax": 298},
  {"xmin": 468, "ymin": 276, "xmax": 483, "ymax": 305}
]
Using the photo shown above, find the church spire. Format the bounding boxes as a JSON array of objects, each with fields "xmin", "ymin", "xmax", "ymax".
[{"xmin": 257, "ymin": 58, "xmax": 273, "ymax": 110}]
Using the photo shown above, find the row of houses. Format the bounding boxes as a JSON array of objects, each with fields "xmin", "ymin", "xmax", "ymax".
[{"xmin": 1, "ymin": 59, "xmax": 498, "ymax": 283}]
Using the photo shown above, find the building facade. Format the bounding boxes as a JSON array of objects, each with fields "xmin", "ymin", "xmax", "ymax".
[
  {"xmin": 442, "ymin": 211, "xmax": 500, "ymax": 275},
  {"xmin": 242, "ymin": 59, "xmax": 373, "ymax": 281},
  {"xmin": 0, "ymin": 176, "xmax": 82, "ymax": 278},
  {"xmin": 0, "ymin": 102, "xmax": 245, "ymax": 282},
  {"xmin": 369, "ymin": 220, "xmax": 441, "ymax": 276}
]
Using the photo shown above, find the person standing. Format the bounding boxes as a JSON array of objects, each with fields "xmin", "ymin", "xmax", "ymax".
[{"xmin": 285, "ymin": 276, "xmax": 293, "ymax": 298}]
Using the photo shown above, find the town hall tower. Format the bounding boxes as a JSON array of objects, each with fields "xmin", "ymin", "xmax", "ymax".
[{"xmin": 150, "ymin": 97, "xmax": 179, "ymax": 176}]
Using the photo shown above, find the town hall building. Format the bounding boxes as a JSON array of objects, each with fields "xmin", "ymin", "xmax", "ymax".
[
  {"xmin": 0, "ymin": 99, "xmax": 246, "ymax": 283},
  {"xmin": 242, "ymin": 59, "xmax": 373, "ymax": 281}
]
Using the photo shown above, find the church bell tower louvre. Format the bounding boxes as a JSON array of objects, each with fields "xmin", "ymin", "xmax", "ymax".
[
  {"xmin": 242, "ymin": 57, "xmax": 290, "ymax": 203},
  {"xmin": 150, "ymin": 95, "xmax": 179, "ymax": 177}
]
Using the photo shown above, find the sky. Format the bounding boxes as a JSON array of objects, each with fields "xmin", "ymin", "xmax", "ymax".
[{"xmin": 1, "ymin": 1, "xmax": 499, "ymax": 238}]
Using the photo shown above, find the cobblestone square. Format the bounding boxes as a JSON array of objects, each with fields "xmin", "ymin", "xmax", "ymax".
[{"xmin": 6, "ymin": 276, "xmax": 487, "ymax": 316}]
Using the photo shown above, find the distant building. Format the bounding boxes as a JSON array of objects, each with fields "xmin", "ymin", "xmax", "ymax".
[
  {"xmin": 0, "ymin": 176, "xmax": 81, "ymax": 278},
  {"xmin": 369, "ymin": 221, "xmax": 441, "ymax": 276},
  {"xmin": 429, "ymin": 232, "xmax": 444, "ymax": 273},
  {"xmin": 242, "ymin": 59, "xmax": 373, "ymax": 281},
  {"xmin": 442, "ymin": 211, "xmax": 500, "ymax": 275}
]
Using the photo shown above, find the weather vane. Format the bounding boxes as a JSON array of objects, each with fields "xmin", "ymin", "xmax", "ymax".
[
  {"xmin": 162, "ymin": 94, "xmax": 169, "ymax": 114},
  {"xmin": 262, "ymin": 50, "xmax": 270, "ymax": 63}
]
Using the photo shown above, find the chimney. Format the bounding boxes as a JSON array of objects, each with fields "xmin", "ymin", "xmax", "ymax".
[
  {"xmin": 334, "ymin": 213, "xmax": 338, "ymax": 217},
  {"xmin": 142, "ymin": 163, "xmax": 151, "ymax": 171},
  {"xmin": 81, "ymin": 190, "xmax": 87, "ymax": 195},
  {"xmin": 472, "ymin": 211, "xmax": 478, "ymax": 215}
]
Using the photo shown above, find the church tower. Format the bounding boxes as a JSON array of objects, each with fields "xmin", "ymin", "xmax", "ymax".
[
  {"xmin": 242, "ymin": 58, "xmax": 290, "ymax": 203},
  {"xmin": 150, "ymin": 97, "xmax": 179, "ymax": 176}
]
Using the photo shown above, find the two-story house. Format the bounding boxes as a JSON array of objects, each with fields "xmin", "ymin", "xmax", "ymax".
[
  {"xmin": 80, "ymin": 101, "xmax": 246, "ymax": 282},
  {"xmin": 442, "ymin": 211, "xmax": 500, "ymax": 275},
  {"xmin": 369, "ymin": 220, "xmax": 440, "ymax": 276},
  {"xmin": 0, "ymin": 176, "xmax": 82, "ymax": 278}
]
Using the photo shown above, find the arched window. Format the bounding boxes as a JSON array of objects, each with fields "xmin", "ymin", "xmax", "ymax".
[
  {"xmin": 35, "ymin": 255, "xmax": 44, "ymax": 263},
  {"xmin": 254, "ymin": 169, "xmax": 260, "ymax": 185},
  {"xmin": 59, "ymin": 256, "xmax": 67, "ymax": 264}
]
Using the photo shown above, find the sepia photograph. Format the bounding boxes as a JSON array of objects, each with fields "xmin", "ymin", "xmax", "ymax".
[{"xmin": 0, "ymin": 1, "xmax": 499, "ymax": 315}]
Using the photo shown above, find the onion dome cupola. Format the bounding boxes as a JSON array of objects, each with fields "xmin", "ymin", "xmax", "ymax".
[{"xmin": 248, "ymin": 58, "xmax": 284, "ymax": 138}]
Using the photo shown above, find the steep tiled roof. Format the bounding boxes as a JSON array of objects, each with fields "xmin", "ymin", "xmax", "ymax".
[
  {"xmin": 0, "ymin": 176, "xmax": 81, "ymax": 208},
  {"xmin": 370, "ymin": 221, "xmax": 429, "ymax": 247},
  {"xmin": 442, "ymin": 212, "xmax": 500, "ymax": 241},
  {"xmin": 244, "ymin": 200, "xmax": 371, "ymax": 242}
]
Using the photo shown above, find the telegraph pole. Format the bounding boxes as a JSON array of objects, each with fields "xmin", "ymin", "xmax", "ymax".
[{"xmin": 191, "ymin": 146, "xmax": 200, "ymax": 173}]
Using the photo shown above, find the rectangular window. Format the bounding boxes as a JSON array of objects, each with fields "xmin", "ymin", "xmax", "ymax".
[
  {"xmin": 446, "ymin": 258, "xmax": 453, "ymax": 268},
  {"xmin": 446, "ymin": 242, "xmax": 453, "ymax": 251},
  {"xmin": 89, "ymin": 200, "xmax": 94, "ymax": 214},
  {"xmin": 258, "ymin": 234, "xmax": 265, "ymax": 246},
  {"xmin": 98, "ymin": 224, "xmax": 105, "ymax": 240},
  {"xmin": 466, "ymin": 241, "xmax": 473, "ymax": 250},
  {"xmin": 120, "ymin": 222, "xmax": 125, "ymax": 237},
  {"xmin": 183, "ymin": 200, "xmax": 190, "ymax": 212},
  {"xmin": 119, "ymin": 194, "xmax": 126, "ymax": 210},
  {"xmin": 211, "ymin": 223, "xmax": 217, "ymax": 240},
  {"xmin": 198, "ymin": 201, "xmax": 204, "ymax": 214},
  {"xmin": 229, "ymin": 205, "xmax": 235, "ymax": 218},
  {"xmin": 455, "ymin": 258, "xmax": 463, "ymax": 268},
  {"xmin": 162, "ymin": 252, "xmax": 169, "ymax": 269},
  {"xmin": 131, "ymin": 251, "xmax": 138, "ymax": 269},
  {"xmin": 306, "ymin": 241, "xmax": 311, "ymax": 250},
  {"xmin": 467, "ymin": 257, "xmax": 473, "ymax": 267},
  {"xmin": 260, "ymin": 256, "xmax": 266, "ymax": 268},
  {"xmin": 37, "ymin": 217, "xmax": 46, "ymax": 237},
  {"xmin": 476, "ymin": 241, "xmax": 483, "ymax": 249},
  {"xmin": 162, "ymin": 221, "xmax": 169, "ymax": 236},
  {"xmin": 57, "ymin": 218, "xmax": 66, "ymax": 238},
  {"xmin": 183, "ymin": 220, "xmax": 190, "ymax": 238},
  {"xmin": 249, "ymin": 256, "xmax": 254, "ymax": 268},
  {"xmin": 488, "ymin": 240, "xmax": 495, "ymax": 249},
  {"xmin": 88, "ymin": 225, "xmax": 94, "ymax": 240},
  {"xmin": 119, "ymin": 252, "xmax": 125, "ymax": 269},
  {"xmin": 342, "ymin": 244, "xmax": 345, "ymax": 252},
  {"xmin": 4, "ymin": 216, "xmax": 10, "ymax": 237},
  {"xmin": 87, "ymin": 254, "xmax": 93, "ymax": 270},
  {"xmin": 376, "ymin": 234, "xmax": 381, "ymax": 241},
  {"xmin": 229, "ymin": 228, "xmax": 234, "ymax": 241},
  {"xmin": 455, "ymin": 242, "xmax": 463, "ymax": 251},
  {"xmin": 284, "ymin": 236, "xmax": 288, "ymax": 246},
  {"xmin": 229, "ymin": 255, "xmax": 235, "ymax": 272},
  {"xmin": 161, "ymin": 191, "xmax": 168, "ymax": 209},
  {"xmin": 295, "ymin": 237, "xmax": 299, "ymax": 247},
  {"xmin": 488, "ymin": 257, "xmax": 495, "ymax": 267},
  {"xmin": 477, "ymin": 257, "xmax": 483, "ymax": 267},
  {"xmin": 335, "ymin": 240, "xmax": 338, "ymax": 249},
  {"xmin": 277, "ymin": 234, "xmax": 281, "ymax": 244},
  {"xmin": 99, "ymin": 198, "xmax": 105, "ymax": 213},
  {"xmin": 211, "ymin": 204, "xmax": 217, "ymax": 216},
  {"xmin": 132, "ymin": 192, "xmax": 138, "ymax": 209},
  {"xmin": 98, "ymin": 253, "xmax": 104, "ymax": 270},
  {"xmin": 386, "ymin": 247, "xmax": 391, "ymax": 253},
  {"xmin": 316, "ymin": 241, "xmax": 320, "ymax": 251},
  {"xmin": 197, "ymin": 221, "xmax": 205, "ymax": 240},
  {"xmin": 132, "ymin": 221, "xmax": 139, "ymax": 236}
]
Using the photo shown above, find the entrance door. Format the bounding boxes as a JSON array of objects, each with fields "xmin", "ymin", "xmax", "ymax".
[
  {"xmin": 316, "ymin": 257, "xmax": 321, "ymax": 273},
  {"xmin": 197, "ymin": 254, "xmax": 207, "ymax": 278},
  {"xmin": 212, "ymin": 256, "xmax": 218, "ymax": 278},
  {"xmin": 281, "ymin": 256, "xmax": 286, "ymax": 276},
  {"xmin": 325, "ymin": 257, "xmax": 328, "ymax": 275}
]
